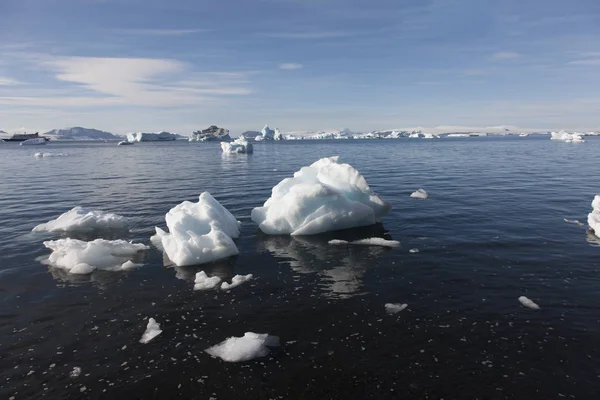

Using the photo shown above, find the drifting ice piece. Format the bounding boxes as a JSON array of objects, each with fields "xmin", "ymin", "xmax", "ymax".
[
  {"xmin": 410, "ymin": 189, "xmax": 428, "ymax": 199},
  {"xmin": 33, "ymin": 206, "xmax": 128, "ymax": 233},
  {"xmin": 152, "ymin": 192, "xmax": 240, "ymax": 267},
  {"xmin": 518, "ymin": 296, "xmax": 540, "ymax": 310},
  {"xmin": 385, "ymin": 303, "xmax": 408, "ymax": 314},
  {"xmin": 221, "ymin": 137, "xmax": 253, "ymax": 154},
  {"xmin": 194, "ymin": 271, "xmax": 222, "ymax": 290},
  {"xmin": 205, "ymin": 332, "xmax": 280, "ymax": 362},
  {"xmin": 140, "ymin": 318, "xmax": 162, "ymax": 343},
  {"xmin": 221, "ymin": 274, "xmax": 253, "ymax": 290},
  {"xmin": 589, "ymin": 195, "xmax": 600, "ymax": 237},
  {"xmin": 251, "ymin": 156, "xmax": 390, "ymax": 235},
  {"xmin": 328, "ymin": 238, "xmax": 400, "ymax": 247}
]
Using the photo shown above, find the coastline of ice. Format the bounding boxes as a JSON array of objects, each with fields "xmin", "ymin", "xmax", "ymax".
[
  {"xmin": 205, "ymin": 332, "xmax": 280, "ymax": 362},
  {"xmin": 410, "ymin": 189, "xmax": 428, "ymax": 199},
  {"xmin": 328, "ymin": 238, "xmax": 400, "ymax": 247},
  {"xmin": 251, "ymin": 156, "xmax": 390, "ymax": 235},
  {"xmin": 221, "ymin": 137, "xmax": 253, "ymax": 154},
  {"xmin": 42, "ymin": 238, "xmax": 148, "ymax": 274},
  {"xmin": 588, "ymin": 195, "xmax": 600, "ymax": 237},
  {"xmin": 151, "ymin": 192, "xmax": 240, "ymax": 267},
  {"xmin": 33, "ymin": 207, "xmax": 128, "ymax": 233},
  {"xmin": 139, "ymin": 318, "xmax": 162, "ymax": 344}
]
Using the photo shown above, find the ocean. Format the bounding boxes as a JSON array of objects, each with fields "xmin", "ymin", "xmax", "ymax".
[{"xmin": 1, "ymin": 136, "xmax": 599, "ymax": 399}]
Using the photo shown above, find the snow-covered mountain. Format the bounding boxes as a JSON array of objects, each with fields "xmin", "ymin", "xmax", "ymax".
[{"xmin": 43, "ymin": 127, "xmax": 119, "ymax": 140}]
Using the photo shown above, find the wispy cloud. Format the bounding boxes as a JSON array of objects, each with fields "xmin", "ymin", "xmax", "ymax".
[
  {"xmin": 0, "ymin": 77, "xmax": 23, "ymax": 85},
  {"xmin": 491, "ymin": 52, "xmax": 520, "ymax": 60},
  {"xmin": 567, "ymin": 58, "xmax": 600, "ymax": 66},
  {"xmin": 110, "ymin": 28, "xmax": 208, "ymax": 36},
  {"xmin": 279, "ymin": 63, "xmax": 303, "ymax": 70},
  {"xmin": 263, "ymin": 30, "xmax": 356, "ymax": 39}
]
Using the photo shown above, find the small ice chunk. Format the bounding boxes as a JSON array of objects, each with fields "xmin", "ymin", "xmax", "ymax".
[
  {"xmin": 34, "ymin": 152, "xmax": 67, "ymax": 158},
  {"xmin": 385, "ymin": 303, "xmax": 408, "ymax": 314},
  {"xmin": 328, "ymin": 239, "xmax": 349, "ymax": 245},
  {"xmin": 328, "ymin": 238, "xmax": 399, "ymax": 247},
  {"xmin": 410, "ymin": 189, "xmax": 428, "ymax": 199},
  {"xmin": 564, "ymin": 218, "xmax": 585, "ymax": 226},
  {"xmin": 194, "ymin": 271, "xmax": 222, "ymax": 291},
  {"xmin": 140, "ymin": 318, "xmax": 162, "ymax": 344},
  {"xmin": 70, "ymin": 367, "xmax": 82, "ymax": 378},
  {"xmin": 588, "ymin": 195, "xmax": 600, "ymax": 237},
  {"xmin": 221, "ymin": 138, "xmax": 253, "ymax": 154},
  {"xmin": 409, "ymin": 248, "xmax": 419, "ymax": 253},
  {"xmin": 120, "ymin": 260, "xmax": 143, "ymax": 270},
  {"xmin": 518, "ymin": 296, "xmax": 540, "ymax": 310},
  {"xmin": 33, "ymin": 206, "xmax": 128, "ymax": 232},
  {"xmin": 221, "ymin": 274, "xmax": 253, "ymax": 290},
  {"xmin": 41, "ymin": 238, "xmax": 148, "ymax": 274},
  {"xmin": 205, "ymin": 332, "xmax": 280, "ymax": 362}
]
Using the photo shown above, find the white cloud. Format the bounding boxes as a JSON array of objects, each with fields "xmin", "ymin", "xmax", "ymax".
[
  {"xmin": 567, "ymin": 58, "xmax": 600, "ymax": 66},
  {"xmin": 0, "ymin": 77, "xmax": 23, "ymax": 85},
  {"xmin": 110, "ymin": 28, "xmax": 207, "ymax": 36},
  {"xmin": 491, "ymin": 52, "xmax": 520, "ymax": 60},
  {"xmin": 279, "ymin": 63, "xmax": 303, "ymax": 70},
  {"xmin": 264, "ymin": 31, "xmax": 356, "ymax": 39}
]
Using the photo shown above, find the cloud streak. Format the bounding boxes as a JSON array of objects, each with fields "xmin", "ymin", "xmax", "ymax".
[{"xmin": 279, "ymin": 63, "xmax": 303, "ymax": 70}]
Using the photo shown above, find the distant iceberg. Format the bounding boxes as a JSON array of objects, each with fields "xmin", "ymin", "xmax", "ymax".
[
  {"xmin": 251, "ymin": 156, "xmax": 390, "ymax": 235},
  {"xmin": 126, "ymin": 131, "xmax": 179, "ymax": 142},
  {"xmin": 221, "ymin": 137, "xmax": 253, "ymax": 154},
  {"xmin": 189, "ymin": 125, "xmax": 231, "ymax": 142},
  {"xmin": 151, "ymin": 192, "xmax": 240, "ymax": 267},
  {"xmin": 550, "ymin": 130, "xmax": 585, "ymax": 143},
  {"xmin": 33, "ymin": 207, "xmax": 128, "ymax": 233},
  {"xmin": 261, "ymin": 124, "xmax": 275, "ymax": 140},
  {"xmin": 42, "ymin": 238, "xmax": 148, "ymax": 274},
  {"xmin": 589, "ymin": 195, "xmax": 600, "ymax": 238}
]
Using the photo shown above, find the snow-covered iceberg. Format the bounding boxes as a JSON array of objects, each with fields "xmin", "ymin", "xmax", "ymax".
[
  {"xmin": 588, "ymin": 195, "xmax": 600, "ymax": 237},
  {"xmin": 42, "ymin": 238, "xmax": 148, "ymax": 274},
  {"xmin": 205, "ymin": 332, "xmax": 280, "ymax": 362},
  {"xmin": 550, "ymin": 130, "xmax": 585, "ymax": 143},
  {"xmin": 126, "ymin": 131, "xmax": 180, "ymax": 142},
  {"xmin": 189, "ymin": 125, "xmax": 231, "ymax": 142},
  {"xmin": 151, "ymin": 192, "xmax": 240, "ymax": 267},
  {"xmin": 251, "ymin": 156, "xmax": 390, "ymax": 235},
  {"xmin": 221, "ymin": 137, "xmax": 253, "ymax": 154},
  {"xmin": 33, "ymin": 207, "xmax": 128, "ymax": 233}
]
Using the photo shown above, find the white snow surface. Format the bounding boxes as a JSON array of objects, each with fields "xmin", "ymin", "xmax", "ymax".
[
  {"xmin": 385, "ymin": 303, "xmax": 408, "ymax": 314},
  {"xmin": 151, "ymin": 192, "xmax": 240, "ymax": 267},
  {"xmin": 33, "ymin": 206, "xmax": 128, "ymax": 233},
  {"xmin": 194, "ymin": 271, "xmax": 222, "ymax": 290},
  {"xmin": 328, "ymin": 238, "xmax": 400, "ymax": 247},
  {"xmin": 42, "ymin": 238, "xmax": 149, "ymax": 274},
  {"xmin": 251, "ymin": 156, "xmax": 390, "ymax": 235},
  {"xmin": 550, "ymin": 130, "xmax": 585, "ymax": 142},
  {"xmin": 205, "ymin": 332, "xmax": 280, "ymax": 362},
  {"xmin": 410, "ymin": 189, "xmax": 429, "ymax": 199},
  {"xmin": 221, "ymin": 274, "xmax": 253, "ymax": 290},
  {"xmin": 588, "ymin": 195, "xmax": 600, "ymax": 237},
  {"xmin": 518, "ymin": 296, "xmax": 540, "ymax": 310},
  {"xmin": 221, "ymin": 137, "xmax": 253, "ymax": 154},
  {"xmin": 139, "ymin": 318, "xmax": 162, "ymax": 344}
]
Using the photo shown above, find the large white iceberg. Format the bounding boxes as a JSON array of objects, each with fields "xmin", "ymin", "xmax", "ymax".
[
  {"xmin": 151, "ymin": 192, "xmax": 240, "ymax": 267},
  {"xmin": 589, "ymin": 195, "xmax": 600, "ymax": 237},
  {"xmin": 251, "ymin": 156, "xmax": 390, "ymax": 235},
  {"xmin": 221, "ymin": 137, "xmax": 253, "ymax": 154},
  {"xmin": 205, "ymin": 332, "xmax": 280, "ymax": 362},
  {"xmin": 33, "ymin": 207, "xmax": 128, "ymax": 233},
  {"xmin": 550, "ymin": 130, "xmax": 585, "ymax": 143},
  {"xmin": 126, "ymin": 131, "xmax": 179, "ymax": 142},
  {"xmin": 42, "ymin": 238, "xmax": 149, "ymax": 274}
]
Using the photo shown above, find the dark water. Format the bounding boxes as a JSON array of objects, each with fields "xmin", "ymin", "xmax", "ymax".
[{"xmin": 1, "ymin": 137, "xmax": 599, "ymax": 399}]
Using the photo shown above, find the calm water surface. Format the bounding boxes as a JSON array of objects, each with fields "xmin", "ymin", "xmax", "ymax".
[{"xmin": 1, "ymin": 137, "xmax": 599, "ymax": 399}]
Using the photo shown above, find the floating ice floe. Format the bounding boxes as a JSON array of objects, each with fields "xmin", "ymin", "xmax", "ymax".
[
  {"xmin": 220, "ymin": 137, "xmax": 253, "ymax": 154},
  {"xmin": 221, "ymin": 274, "xmax": 253, "ymax": 290},
  {"xmin": 140, "ymin": 318, "xmax": 162, "ymax": 344},
  {"xmin": 251, "ymin": 156, "xmax": 390, "ymax": 235},
  {"xmin": 589, "ymin": 195, "xmax": 600, "ymax": 237},
  {"xmin": 42, "ymin": 238, "xmax": 148, "ymax": 274},
  {"xmin": 409, "ymin": 248, "xmax": 419, "ymax": 253},
  {"xmin": 69, "ymin": 367, "xmax": 82, "ymax": 378},
  {"xmin": 564, "ymin": 218, "xmax": 585, "ymax": 226},
  {"xmin": 518, "ymin": 296, "xmax": 540, "ymax": 310},
  {"xmin": 410, "ymin": 189, "xmax": 428, "ymax": 199},
  {"xmin": 385, "ymin": 303, "xmax": 408, "ymax": 314},
  {"xmin": 151, "ymin": 192, "xmax": 240, "ymax": 267},
  {"xmin": 34, "ymin": 152, "xmax": 67, "ymax": 158},
  {"xmin": 550, "ymin": 130, "xmax": 585, "ymax": 143},
  {"xmin": 328, "ymin": 238, "xmax": 400, "ymax": 247},
  {"xmin": 33, "ymin": 206, "xmax": 128, "ymax": 233},
  {"xmin": 205, "ymin": 332, "xmax": 280, "ymax": 362},
  {"xmin": 194, "ymin": 271, "xmax": 222, "ymax": 290}
]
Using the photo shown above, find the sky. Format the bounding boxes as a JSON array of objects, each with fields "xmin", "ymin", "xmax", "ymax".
[{"xmin": 1, "ymin": 0, "xmax": 600, "ymax": 135}]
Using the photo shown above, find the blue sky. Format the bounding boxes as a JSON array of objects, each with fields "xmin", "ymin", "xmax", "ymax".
[{"xmin": 1, "ymin": 0, "xmax": 600, "ymax": 134}]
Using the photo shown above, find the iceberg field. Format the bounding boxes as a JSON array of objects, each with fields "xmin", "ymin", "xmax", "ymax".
[
  {"xmin": 589, "ymin": 195, "xmax": 600, "ymax": 237},
  {"xmin": 251, "ymin": 156, "xmax": 390, "ymax": 235},
  {"xmin": 152, "ymin": 192, "xmax": 240, "ymax": 267},
  {"xmin": 42, "ymin": 238, "xmax": 148, "ymax": 274},
  {"xmin": 221, "ymin": 137, "xmax": 253, "ymax": 154},
  {"xmin": 205, "ymin": 332, "xmax": 280, "ymax": 362},
  {"xmin": 33, "ymin": 207, "xmax": 128, "ymax": 233}
]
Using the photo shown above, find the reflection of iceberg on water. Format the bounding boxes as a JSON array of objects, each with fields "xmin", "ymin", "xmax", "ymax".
[{"xmin": 256, "ymin": 225, "xmax": 394, "ymax": 299}]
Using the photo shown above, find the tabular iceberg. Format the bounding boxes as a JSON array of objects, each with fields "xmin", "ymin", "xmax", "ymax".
[
  {"xmin": 151, "ymin": 192, "xmax": 240, "ymax": 267},
  {"xmin": 33, "ymin": 207, "xmax": 128, "ymax": 233},
  {"xmin": 589, "ymin": 195, "xmax": 600, "ymax": 237},
  {"xmin": 221, "ymin": 137, "xmax": 253, "ymax": 154},
  {"xmin": 42, "ymin": 238, "xmax": 149, "ymax": 274},
  {"xmin": 205, "ymin": 332, "xmax": 280, "ymax": 362},
  {"xmin": 126, "ymin": 131, "xmax": 179, "ymax": 142},
  {"xmin": 251, "ymin": 156, "xmax": 390, "ymax": 235}
]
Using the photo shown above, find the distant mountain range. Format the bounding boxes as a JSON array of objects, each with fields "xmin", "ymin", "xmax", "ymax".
[{"xmin": 43, "ymin": 127, "xmax": 120, "ymax": 140}]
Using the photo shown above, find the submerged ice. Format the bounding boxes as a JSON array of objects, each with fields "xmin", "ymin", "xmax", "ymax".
[
  {"xmin": 33, "ymin": 206, "xmax": 128, "ymax": 233},
  {"xmin": 328, "ymin": 238, "xmax": 400, "ymax": 247},
  {"xmin": 152, "ymin": 192, "xmax": 240, "ymax": 267},
  {"xmin": 589, "ymin": 195, "xmax": 600, "ymax": 237},
  {"xmin": 42, "ymin": 238, "xmax": 148, "ymax": 274},
  {"xmin": 251, "ymin": 156, "xmax": 390, "ymax": 235},
  {"xmin": 205, "ymin": 332, "xmax": 280, "ymax": 362}
]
